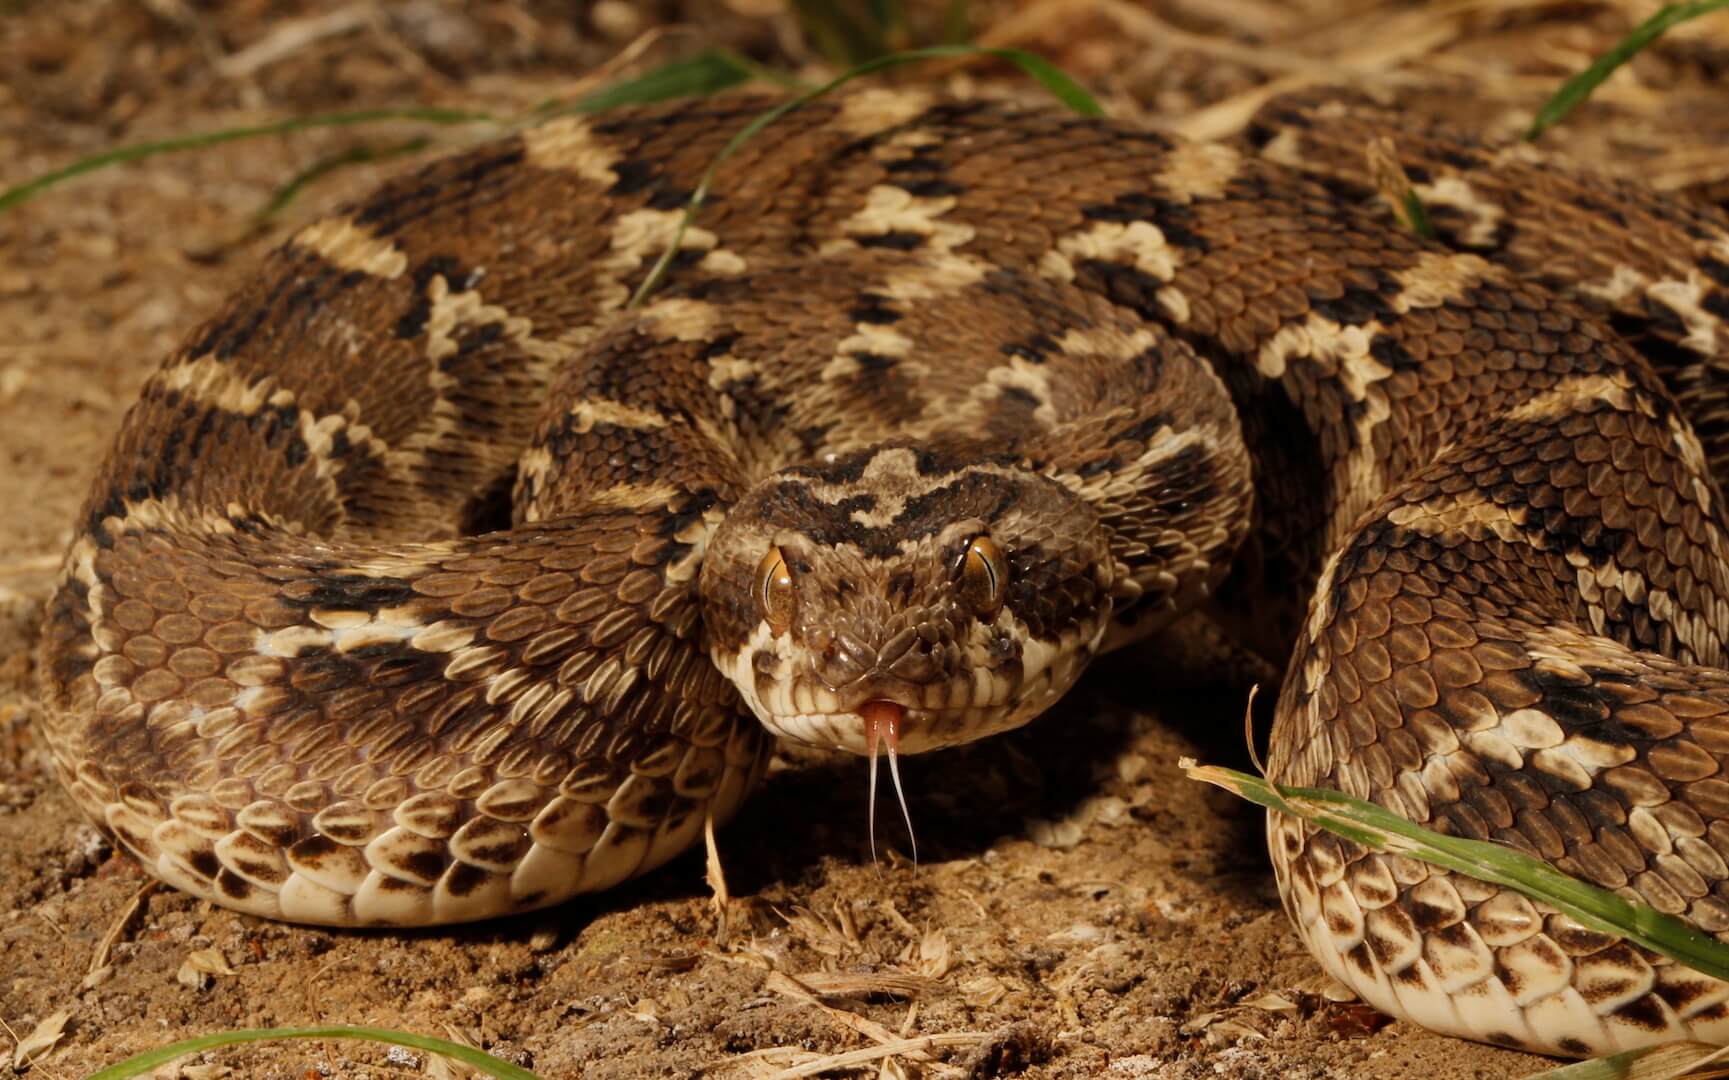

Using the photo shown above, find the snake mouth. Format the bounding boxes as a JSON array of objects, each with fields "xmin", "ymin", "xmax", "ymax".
[
  {"xmin": 860, "ymin": 698, "xmax": 905, "ymax": 756},
  {"xmin": 756, "ymin": 698, "xmax": 1034, "ymax": 755},
  {"xmin": 725, "ymin": 645, "xmax": 1097, "ymax": 755},
  {"xmin": 716, "ymin": 619, "xmax": 1103, "ymax": 756}
]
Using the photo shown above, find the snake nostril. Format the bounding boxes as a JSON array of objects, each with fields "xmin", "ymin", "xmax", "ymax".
[
  {"xmin": 888, "ymin": 642, "xmax": 941, "ymax": 683},
  {"xmin": 824, "ymin": 629, "xmax": 878, "ymax": 685}
]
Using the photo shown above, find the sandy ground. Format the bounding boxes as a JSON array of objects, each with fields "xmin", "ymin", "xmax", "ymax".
[{"xmin": 2, "ymin": 2, "xmax": 1727, "ymax": 1077}]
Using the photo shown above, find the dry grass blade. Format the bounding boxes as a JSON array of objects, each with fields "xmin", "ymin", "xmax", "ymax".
[
  {"xmin": 977, "ymin": 0, "xmax": 1344, "ymax": 77},
  {"xmin": 213, "ymin": 4, "xmax": 374, "ymax": 78},
  {"xmin": 704, "ymin": 808, "xmax": 733, "ymax": 945},
  {"xmin": 762, "ymin": 971, "xmax": 946, "ymax": 1069},
  {"xmin": 760, "ymin": 1033, "xmax": 989, "ymax": 1080},
  {"xmin": 1366, "ymin": 136, "xmax": 1436, "ymax": 239},
  {"xmin": 87, "ymin": 880, "xmax": 158, "ymax": 980},
  {"xmin": 765, "ymin": 973, "xmax": 915, "ymax": 1037},
  {"xmin": 1242, "ymin": 683, "xmax": 1266, "ymax": 776},
  {"xmin": 774, "ymin": 970, "xmax": 939, "ymax": 1001},
  {"xmin": 0, "ymin": 555, "xmax": 60, "ymax": 579},
  {"xmin": 1169, "ymin": 6, "xmax": 1463, "ymax": 142},
  {"xmin": 10, "ymin": 1008, "xmax": 72, "ymax": 1071}
]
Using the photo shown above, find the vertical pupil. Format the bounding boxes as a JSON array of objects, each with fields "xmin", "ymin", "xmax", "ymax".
[
  {"xmin": 760, "ymin": 548, "xmax": 794, "ymax": 632},
  {"xmin": 966, "ymin": 538, "xmax": 1002, "ymax": 612},
  {"xmin": 973, "ymin": 544, "xmax": 995, "ymax": 593}
]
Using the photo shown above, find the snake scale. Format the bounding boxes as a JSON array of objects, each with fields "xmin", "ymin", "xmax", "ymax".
[{"xmin": 35, "ymin": 87, "xmax": 1729, "ymax": 1056}]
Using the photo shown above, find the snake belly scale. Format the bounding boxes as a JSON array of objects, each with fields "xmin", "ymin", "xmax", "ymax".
[{"xmin": 35, "ymin": 88, "xmax": 1729, "ymax": 1056}]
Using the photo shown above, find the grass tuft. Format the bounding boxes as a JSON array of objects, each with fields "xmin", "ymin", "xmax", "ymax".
[
  {"xmin": 0, "ymin": 47, "xmax": 792, "ymax": 219},
  {"xmin": 791, "ymin": 0, "xmax": 903, "ymax": 66}
]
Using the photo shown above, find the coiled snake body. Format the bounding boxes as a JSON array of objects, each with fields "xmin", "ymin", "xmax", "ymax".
[{"xmin": 37, "ymin": 89, "xmax": 1729, "ymax": 1056}]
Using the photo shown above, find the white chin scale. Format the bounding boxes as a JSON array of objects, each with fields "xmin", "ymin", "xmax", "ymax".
[{"xmin": 761, "ymin": 707, "xmax": 1001, "ymax": 755}]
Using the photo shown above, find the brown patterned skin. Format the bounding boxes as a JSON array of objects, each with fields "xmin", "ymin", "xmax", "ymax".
[
  {"xmin": 1251, "ymin": 90, "xmax": 1729, "ymax": 487},
  {"xmin": 33, "ymin": 88, "xmax": 1729, "ymax": 1053},
  {"xmin": 1242, "ymin": 93, "xmax": 1729, "ymax": 1055},
  {"xmin": 36, "ymin": 90, "xmax": 1256, "ymax": 930}
]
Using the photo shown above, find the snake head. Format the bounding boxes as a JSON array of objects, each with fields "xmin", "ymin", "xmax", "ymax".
[{"xmin": 699, "ymin": 443, "xmax": 1118, "ymax": 755}]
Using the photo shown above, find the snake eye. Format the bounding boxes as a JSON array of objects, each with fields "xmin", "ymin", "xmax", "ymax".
[
  {"xmin": 958, "ymin": 536, "xmax": 1006, "ymax": 618},
  {"xmin": 756, "ymin": 547, "xmax": 797, "ymax": 636}
]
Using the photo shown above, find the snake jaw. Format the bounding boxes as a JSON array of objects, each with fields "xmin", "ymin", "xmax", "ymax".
[
  {"xmin": 709, "ymin": 591, "xmax": 1114, "ymax": 755},
  {"xmin": 719, "ymin": 618, "xmax": 1103, "ymax": 755}
]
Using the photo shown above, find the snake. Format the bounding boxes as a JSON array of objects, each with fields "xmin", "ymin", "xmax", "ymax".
[{"xmin": 33, "ymin": 86, "xmax": 1729, "ymax": 1058}]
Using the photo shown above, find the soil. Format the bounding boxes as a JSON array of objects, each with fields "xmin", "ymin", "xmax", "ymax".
[{"xmin": 1, "ymin": 2, "xmax": 1726, "ymax": 1078}]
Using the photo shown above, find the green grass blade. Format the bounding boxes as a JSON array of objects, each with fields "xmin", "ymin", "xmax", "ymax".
[
  {"xmin": 1365, "ymin": 138, "xmax": 1436, "ymax": 240},
  {"xmin": 250, "ymin": 136, "xmax": 433, "ymax": 226},
  {"xmin": 1399, "ymin": 189, "xmax": 1436, "ymax": 240},
  {"xmin": 556, "ymin": 48, "xmax": 799, "ymax": 118},
  {"xmin": 971, "ymin": 46, "xmax": 1102, "ymax": 117},
  {"xmin": 1520, "ymin": 1040, "xmax": 1728, "ymax": 1078},
  {"xmin": 626, "ymin": 44, "xmax": 1100, "ymax": 309},
  {"xmin": 1525, "ymin": 0, "xmax": 1729, "ymax": 139},
  {"xmin": 81, "ymin": 1025, "xmax": 541, "ymax": 1080},
  {"xmin": 869, "ymin": 0, "xmax": 907, "ymax": 36},
  {"xmin": 0, "ymin": 106, "xmax": 496, "ymax": 215},
  {"xmin": 942, "ymin": 0, "xmax": 973, "ymax": 45},
  {"xmin": 2, "ymin": 46, "xmax": 808, "ymax": 218},
  {"xmin": 1, "ymin": 46, "xmax": 805, "ymax": 218},
  {"xmin": 1185, "ymin": 762, "xmax": 1729, "ymax": 982},
  {"xmin": 791, "ymin": 0, "xmax": 892, "ymax": 66}
]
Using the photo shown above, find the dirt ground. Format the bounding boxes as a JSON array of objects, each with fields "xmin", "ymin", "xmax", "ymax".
[{"xmin": 3, "ymin": 2, "xmax": 1728, "ymax": 1078}]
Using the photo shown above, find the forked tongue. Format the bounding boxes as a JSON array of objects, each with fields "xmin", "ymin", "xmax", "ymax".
[{"xmin": 862, "ymin": 700, "xmax": 917, "ymax": 867}]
